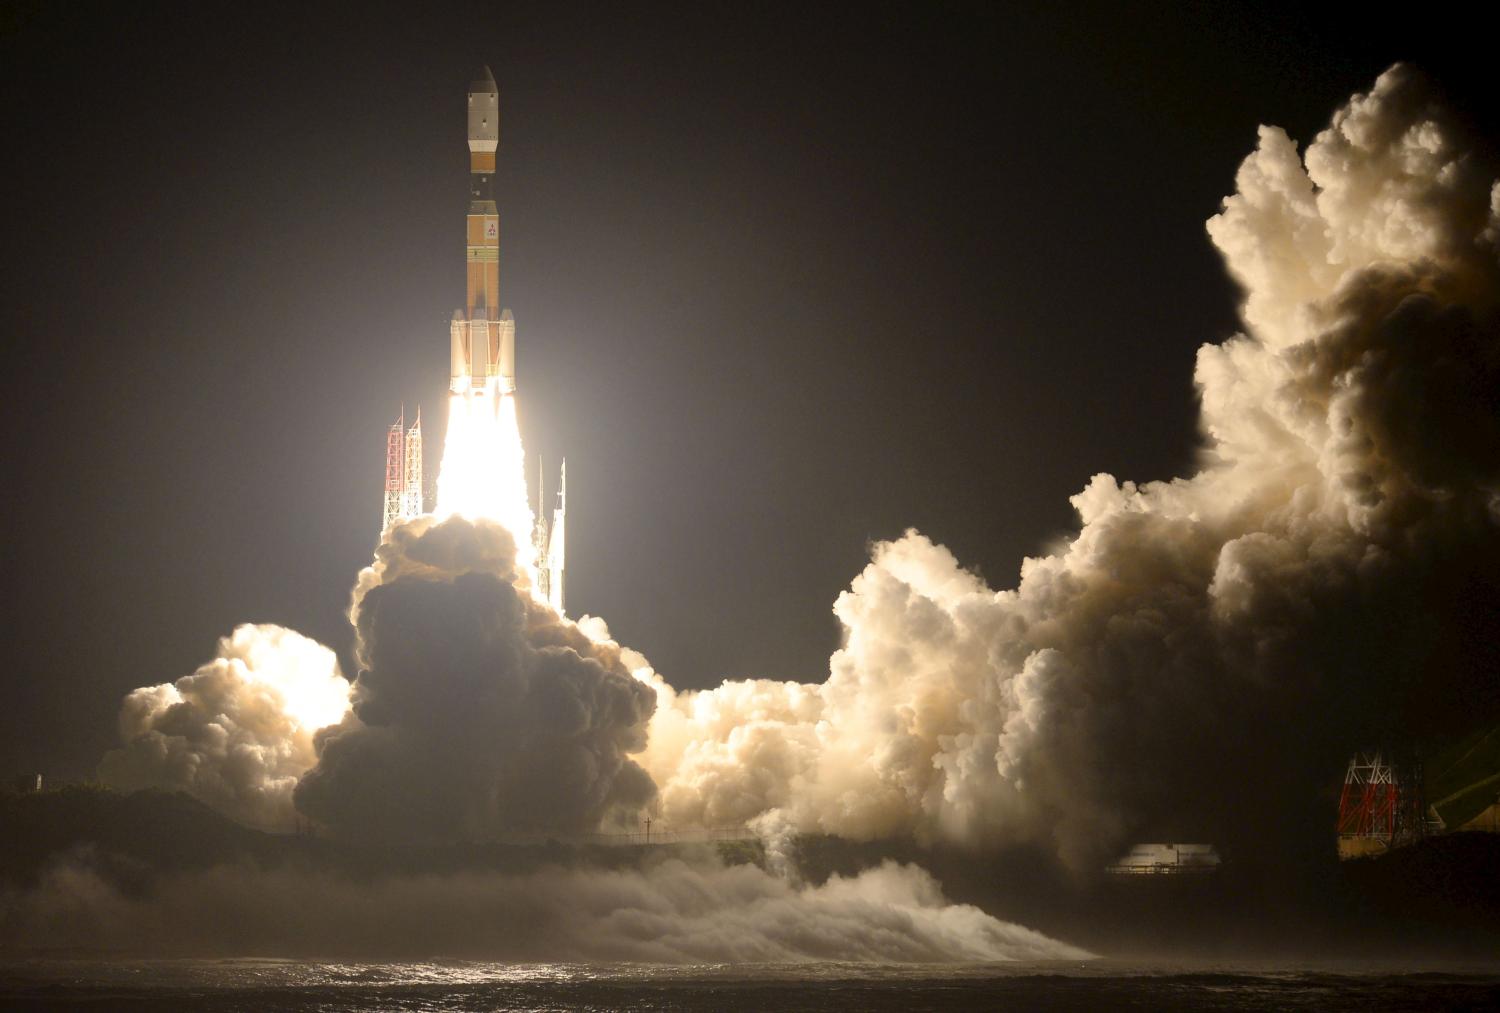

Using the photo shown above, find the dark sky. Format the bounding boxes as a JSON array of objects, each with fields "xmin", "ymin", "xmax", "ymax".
[{"xmin": 1, "ymin": 2, "xmax": 1494, "ymax": 779}]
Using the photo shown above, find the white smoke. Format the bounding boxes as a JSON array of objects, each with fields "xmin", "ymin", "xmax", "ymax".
[
  {"xmin": 3, "ymin": 851, "xmax": 1088, "ymax": 962},
  {"xmin": 98, "ymin": 625, "xmax": 350, "ymax": 829}
]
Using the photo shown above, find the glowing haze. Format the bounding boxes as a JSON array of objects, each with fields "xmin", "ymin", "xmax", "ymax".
[{"xmin": 103, "ymin": 67, "xmax": 1500, "ymax": 880}]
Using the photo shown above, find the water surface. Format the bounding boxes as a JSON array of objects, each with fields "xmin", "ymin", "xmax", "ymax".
[{"xmin": 3, "ymin": 958, "xmax": 1499, "ymax": 1011}]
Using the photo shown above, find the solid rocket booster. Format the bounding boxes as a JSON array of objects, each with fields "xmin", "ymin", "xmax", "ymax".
[{"xmin": 450, "ymin": 65, "xmax": 516, "ymax": 397}]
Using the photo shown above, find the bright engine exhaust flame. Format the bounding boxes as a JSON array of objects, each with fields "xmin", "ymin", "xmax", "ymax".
[{"xmin": 436, "ymin": 391, "xmax": 537, "ymax": 579}]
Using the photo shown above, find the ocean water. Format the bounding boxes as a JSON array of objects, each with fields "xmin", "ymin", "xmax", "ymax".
[{"xmin": 2, "ymin": 959, "xmax": 1498, "ymax": 1011}]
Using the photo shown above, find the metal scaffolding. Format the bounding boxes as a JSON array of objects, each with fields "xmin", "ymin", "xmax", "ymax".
[
  {"xmin": 401, "ymin": 409, "xmax": 424, "ymax": 520},
  {"xmin": 1337, "ymin": 750, "xmax": 1427, "ymax": 857},
  {"xmin": 532, "ymin": 457, "xmax": 566, "ymax": 615},
  {"xmin": 382, "ymin": 407, "xmax": 424, "ymax": 534}
]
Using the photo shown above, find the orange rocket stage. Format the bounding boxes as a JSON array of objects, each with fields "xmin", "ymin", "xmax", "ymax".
[{"xmin": 450, "ymin": 65, "xmax": 515, "ymax": 398}]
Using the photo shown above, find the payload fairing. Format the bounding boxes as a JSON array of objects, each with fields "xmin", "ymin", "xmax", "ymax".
[{"xmin": 450, "ymin": 65, "xmax": 515, "ymax": 398}]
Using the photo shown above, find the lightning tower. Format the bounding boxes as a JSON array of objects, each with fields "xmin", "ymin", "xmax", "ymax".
[{"xmin": 534, "ymin": 458, "xmax": 567, "ymax": 614}]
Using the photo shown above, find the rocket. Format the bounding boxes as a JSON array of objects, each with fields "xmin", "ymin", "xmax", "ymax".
[{"xmin": 450, "ymin": 65, "xmax": 516, "ymax": 398}]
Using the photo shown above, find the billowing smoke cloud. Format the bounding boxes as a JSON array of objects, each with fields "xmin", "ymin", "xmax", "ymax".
[
  {"xmin": 293, "ymin": 514, "xmax": 658, "ymax": 840},
  {"xmin": 102, "ymin": 66, "xmax": 1500, "ymax": 877},
  {"xmin": 630, "ymin": 64, "xmax": 1500, "ymax": 867},
  {"xmin": 98, "ymin": 625, "xmax": 350, "ymax": 829},
  {"xmin": 2, "ymin": 852, "xmax": 1086, "ymax": 961}
]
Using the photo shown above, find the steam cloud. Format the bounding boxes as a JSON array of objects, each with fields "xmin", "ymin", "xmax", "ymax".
[
  {"xmin": 104, "ymin": 66, "xmax": 1500, "ymax": 874},
  {"xmin": 3, "ymin": 853, "xmax": 1087, "ymax": 961}
]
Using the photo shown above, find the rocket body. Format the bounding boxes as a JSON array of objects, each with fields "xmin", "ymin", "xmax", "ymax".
[{"xmin": 450, "ymin": 66, "xmax": 517, "ymax": 398}]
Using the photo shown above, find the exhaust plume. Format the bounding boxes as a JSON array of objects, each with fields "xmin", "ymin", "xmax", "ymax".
[{"xmin": 436, "ymin": 391, "xmax": 537, "ymax": 579}]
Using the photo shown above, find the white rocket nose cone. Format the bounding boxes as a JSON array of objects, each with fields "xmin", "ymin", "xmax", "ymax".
[
  {"xmin": 468, "ymin": 66, "xmax": 499, "ymax": 148},
  {"xmin": 469, "ymin": 65, "xmax": 497, "ymax": 94}
]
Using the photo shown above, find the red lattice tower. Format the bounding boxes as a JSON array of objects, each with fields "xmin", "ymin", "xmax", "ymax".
[
  {"xmin": 382, "ymin": 412, "xmax": 406, "ymax": 533},
  {"xmin": 1337, "ymin": 752, "xmax": 1400, "ymax": 840}
]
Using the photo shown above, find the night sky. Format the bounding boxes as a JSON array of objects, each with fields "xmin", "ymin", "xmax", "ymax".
[{"xmin": 1, "ymin": 2, "xmax": 1494, "ymax": 780}]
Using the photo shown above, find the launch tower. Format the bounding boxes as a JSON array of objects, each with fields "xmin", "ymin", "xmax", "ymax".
[
  {"xmin": 1336, "ymin": 750, "xmax": 1427, "ymax": 859},
  {"xmin": 382, "ymin": 408, "xmax": 424, "ymax": 532}
]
